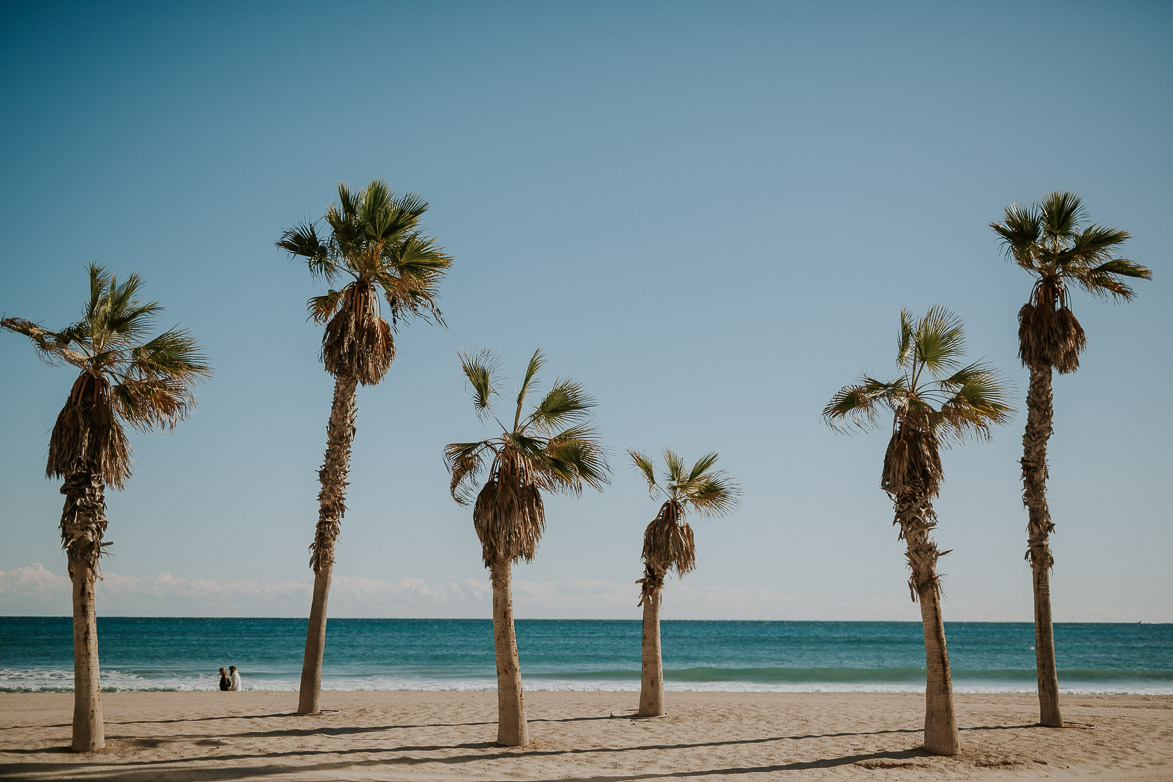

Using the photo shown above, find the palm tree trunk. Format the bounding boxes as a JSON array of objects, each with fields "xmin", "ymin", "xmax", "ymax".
[
  {"xmin": 917, "ymin": 585, "xmax": 959, "ymax": 755},
  {"xmin": 298, "ymin": 562, "xmax": 333, "ymax": 714},
  {"xmin": 1022, "ymin": 364, "xmax": 1062, "ymax": 727},
  {"xmin": 895, "ymin": 492, "xmax": 958, "ymax": 756},
  {"xmin": 60, "ymin": 468, "xmax": 107, "ymax": 752},
  {"xmin": 490, "ymin": 558, "xmax": 528, "ymax": 746},
  {"xmin": 638, "ymin": 576, "xmax": 665, "ymax": 717},
  {"xmin": 298, "ymin": 373, "xmax": 358, "ymax": 715}
]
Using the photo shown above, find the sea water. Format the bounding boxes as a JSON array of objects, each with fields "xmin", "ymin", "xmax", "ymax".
[{"xmin": 1, "ymin": 618, "xmax": 1170, "ymax": 694}]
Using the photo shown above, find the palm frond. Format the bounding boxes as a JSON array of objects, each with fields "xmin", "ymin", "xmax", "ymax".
[
  {"xmin": 127, "ymin": 328, "xmax": 211, "ymax": 384},
  {"xmin": 112, "ymin": 378, "xmax": 193, "ymax": 432},
  {"xmin": 897, "ymin": 308, "xmax": 915, "ymax": 368},
  {"xmin": 459, "ymin": 349, "xmax": 499, "ymax": 419},
  {"xmin": 276, "ymin": 222, "xmax": 335, "ymax": 281},
  {"xmin": 915, "ymin": 306, "xmax": 965, "ymax": 377},
  {"xmin": 527, "ymin": 378, "xmax": 595, "ymax": 433},
  {"xmin": 628, "ymin": 449, "xmax": 658, "ymax": 494},
  {"xmin": 1, "ymin": 317, "xmax": 86, "ymax": 368},
  {"xmin": 991, "ymin": 203, "xmax": 1041, "ymax": 269},
  {"xmin": 683, "ymin": 473, "xmax": 740, "ymax": 517},
  {"xmin": 543, "ymin": 425, "xmax": 609, "ymax": 493},
  {"xmin": 1040, "ymin": 191, "xmax": 1084, "ymax": 239},
  {"xmin": 84, "ymin": 263, "xmax": 113, "ymax": 322},
  {"xmin": 308, "ymin": 289, "xmax": 346, "ymax": 325},
  {"xmin": 688, "ymin": 452, "xmax": 720, "ymax": 482},
  {"xmin": 663, "ymin": 449, "xmax": 687, "ymax": 486},
  {"xmin": 1074, "ymin": 257, "xmax": 1152, "ymax": 301},
  {"xmin": 822, "ymin": 376, "xmax": 906, "ymax": 432},
  {"xmin": 515, "ymin": 348, "xmax": 544, "ymax": 425},
  {"xmin": 444, "ymin": 439, "xmax": 496, "ymax": 505},
  {"xmin": 934, "ymin": 362, "xmax": 1013, "ymax": 443},
  {"xmin": 375, "ymin": 232, "xmax": 452, "ymax": 326},
  {"xmin": 1060, "ymin": 225, "xmax": 1131, "ymax": 268},
  {"xmin": 392, "ymin": 191, "xmax": 429, "ymax": 220}
]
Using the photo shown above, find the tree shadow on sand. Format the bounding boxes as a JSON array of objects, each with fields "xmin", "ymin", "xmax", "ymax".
[{"xmin": 0, "ymin": 721, "xmax": 1046, "ymax": 781}]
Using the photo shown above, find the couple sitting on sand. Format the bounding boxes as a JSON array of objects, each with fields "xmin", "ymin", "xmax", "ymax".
[{"xmin": 218, "ymin": 666, "xmax": 242, "ymax": 692}]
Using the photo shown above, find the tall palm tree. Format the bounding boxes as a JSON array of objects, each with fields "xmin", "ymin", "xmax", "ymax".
[
  {"xmin": 445, "ymin": 349, "xmax": 608, "ymax": 746},
  {"xmin": 991, "ymin": 192, "xmax": 1150, "ymax": 727},
  {"xmin": 823, "ymin": 307, "xmax": 1010, "ymax": 756},
  {"xmin": 1, "ymin": 264, "xmax": 208, "ymax": 752},
  {"xmin": 627, "ymin": 449, "xmax": 738, "ymax": 717},
  {"xmin": 277, "ymin": 179, "xmax": 452, "ymax": 714}
]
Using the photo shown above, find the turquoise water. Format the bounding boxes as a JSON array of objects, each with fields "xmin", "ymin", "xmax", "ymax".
[{"xmin": 1, "ymin": 618, "xmax": 1170, "ymax": 694}]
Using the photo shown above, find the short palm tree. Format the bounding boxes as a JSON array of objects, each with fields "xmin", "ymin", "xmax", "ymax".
[
  {"xmin": 277, "ymin": 179, "xmax": 452, "ymax": 714},
  {"xmin": 445, "ymin": 349, "xmax": 608, "ymax": 746},
  {"xmin": 628, "ymin": 449, "xmax": 738, "ymax": 717},
  {"xmin": 991, "ymin": 192, "xmax": 1150, "ymax": 727},
  {"xmin": 823, "ymin": 307, "xmax": 1010, "ymax": 756},
  {"xmin": 1, "ymin": 264, "xmax": 208, "ymax": 751}
]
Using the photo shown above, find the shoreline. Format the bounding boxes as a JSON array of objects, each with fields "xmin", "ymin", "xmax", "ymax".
[{"xmin": 2, "ymin": 691, "xmax": 1170, "ymax": 780}]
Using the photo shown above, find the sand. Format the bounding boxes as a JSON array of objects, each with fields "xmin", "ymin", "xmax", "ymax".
[{"xmin": 1, "ymin": 691, "xmax": 1170, "ymax": 781}]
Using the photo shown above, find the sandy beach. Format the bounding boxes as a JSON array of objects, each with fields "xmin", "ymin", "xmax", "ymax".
[{"xmin": 1, "ymin": 691, "xmax": 1169, "ymax": 781}]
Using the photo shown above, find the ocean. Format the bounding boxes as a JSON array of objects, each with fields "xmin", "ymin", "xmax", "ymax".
[{"xmin": 1, "ymin": 618, "xmax": 1169, "ymax": 695}]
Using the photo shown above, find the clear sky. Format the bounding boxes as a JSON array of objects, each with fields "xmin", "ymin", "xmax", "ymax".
[{"xmin": 2, "ymin": 0, "xmax": 1170, "ymax": 621}]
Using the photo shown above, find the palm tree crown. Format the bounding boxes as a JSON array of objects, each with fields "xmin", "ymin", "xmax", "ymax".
[
  {"xmin": 628, "ymin": 450, "xmax": 739, "ymax": 592},
  {"xmin": 823, "ymin": 307, "xmax": 1011, "ymax": 514},
  {"xmin": 2, "ymin": 263, "xmax": 210, "ymax": 491},
  {"xmin": 276, "ymin": 180, "xmax": 452, "ymax": 384},
  {"xmin": 445, "ymin": 349, "xmax": 609, "ymax": 566},
  {"xmin": 991, "ymin": 191, "xmax": 1151, "ymax": 372}
]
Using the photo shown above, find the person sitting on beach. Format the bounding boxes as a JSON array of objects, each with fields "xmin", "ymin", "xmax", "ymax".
[
  {"xmin": 218, "ymin": 667, "xmax": 231, "ymax": 691},
  {"xmin": 229, "ymin": 665, "xmax": 242, "ymax": 691}
]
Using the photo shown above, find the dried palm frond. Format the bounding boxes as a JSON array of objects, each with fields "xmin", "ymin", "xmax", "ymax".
[
  {"xmin": 881, "ymin": 423, "xmax": 943, "ymax": 500},
  {"xmin": 321, "ymin": 283, "xmax": 394, "ymax": 384},
  {"xmin": 47, "ymin": 374, "xmax": 133, "ymax": 490},
  {"xmin": 473, "ymin": 449, "xmax": 545, "ymax": 567},
  {"xmin": 642, "ymin": 501, "xmax": 695, "ymax": 576},
  {"xmin": 1017, "ymin": 300, "xmax": 1085, "ymax": 374}
]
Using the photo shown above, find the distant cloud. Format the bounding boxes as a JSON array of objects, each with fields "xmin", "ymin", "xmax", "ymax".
[
  {"xmin": 0, "ymin": 563, "xmax": 904, "ymax": 619},
  {"xmin": 2, "ymin": 563, "xmax": 1156, "ymax": 621}
]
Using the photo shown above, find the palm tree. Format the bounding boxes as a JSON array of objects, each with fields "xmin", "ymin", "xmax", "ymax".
[
  {"xmin": 1, "ymin": 264, "xmax": 208, "ymax": 752},
  {"xmin": 276, "ymin": 179, "xmax": 452, "ymax": 714},
  {"xmin": 991, "ymin": 192, "xmax": 1150, "ymax": 727},
  {"xmin": 445, "ymin": 349, "xmax": 608, "ymax": 746},
  {"xmin": 627, "ymin": 449, "xmax": 738, "ymax": 717},
  {"xmin": 823, "ymin": 307, "xmax": 1010, "ymax": 756}
]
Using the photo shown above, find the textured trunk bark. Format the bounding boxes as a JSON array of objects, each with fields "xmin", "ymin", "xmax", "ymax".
[
  {"xmin": 1022, "ymin": 364, "xmax": 1063, "ymax": 727},
  {"xmin": 69, "ymin": 560, "xmax": 103, "ymax": 751},
  {"xmin": 60, "ymin": 468, "xmax": 107, "ymax": 752},
  {"xmin": 490, "ymin": 559, "xmax": 528, "ymax": 746},
  {"xmin": 917, "ymin": 586, "xmax": 959, "ymax": 755},
  {"xmin": 1032, "ymin": 559, "xmax": 1062, "ymax": 726},
  {"xmin": 298, "ymin": 563, "xmax": 333, "ymax": 714},
  {"xmin": 298, "ymin": 374, "xmax": 358, "ymax": 715},
  {"xmin": 638, "ymin": 585, "xmax": 665, "ymax": 717},
  {"xmin": 895, "ymin": 489, "xmax": 958, "ymax": 756}
]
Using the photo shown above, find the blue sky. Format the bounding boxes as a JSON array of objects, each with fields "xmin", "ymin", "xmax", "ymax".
[{"xmin": 1, "ymin": 0, "xmax": 1170, "ymax": 620}]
